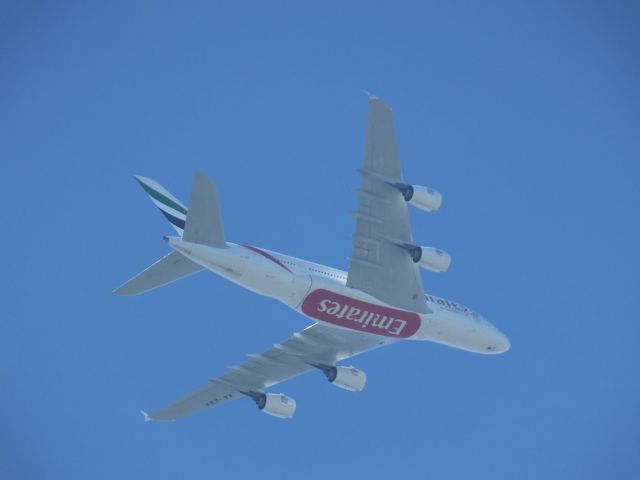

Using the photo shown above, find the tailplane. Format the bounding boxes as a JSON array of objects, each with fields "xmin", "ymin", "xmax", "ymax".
[
  {"xmin": 113, "ymin": 251, "xmax": 203, "ymax": 296},
  {"xmin": 114, "ymin": 172, "xmax": 227, "ymax": 296},
  {"xmin": 182, "ymin": 172, "xmax": 227, "ymax": 248}
]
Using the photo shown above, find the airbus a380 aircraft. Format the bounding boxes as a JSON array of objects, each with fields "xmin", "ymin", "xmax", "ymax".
[{"xmin": 115, "ymin": 97, "xmax": 510, "ymax": 421}]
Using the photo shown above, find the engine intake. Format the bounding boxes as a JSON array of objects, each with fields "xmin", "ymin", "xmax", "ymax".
[
  {"xmin": 404, "ymin": 245, "xmax": 451, "ymax": 273},
  {"xmin": 397, "ymin": 184, "xmax": 442, "ymax": 212},
  {"xmin": 322, "ymin": 366, "xmax": 367, "ymax": 392},
  {"xmin": 254, "ymin": 393, "xmax": 296, "ymax": 419}
]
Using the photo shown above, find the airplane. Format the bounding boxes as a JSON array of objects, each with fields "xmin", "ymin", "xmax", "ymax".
[{"xmin": 115, "ymin": 96, "xmax": 510, "ymax": 421}]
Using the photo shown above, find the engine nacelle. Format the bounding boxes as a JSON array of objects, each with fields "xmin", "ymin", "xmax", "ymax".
[
  {"xmin": 256, "ymin": 393, "xmax": 296, "ymax": 419},
  {"xmin": 400, "ymin": 185, "xmax": 442, "ymax": 212},
  {"xmin": 325, "ymin": 366, "xmax": 367, "ymax": 392},
  {"xmin": 407, "ymin": 245, "xmax": 451, "ymax": 273}
]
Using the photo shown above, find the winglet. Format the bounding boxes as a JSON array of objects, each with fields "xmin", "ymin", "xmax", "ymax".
[
  {"xmin": 140, "ymin": 410, "xmax": 152, "ymax": 423},
  {"xmin": 363, "ymin": 90, "xmax": 379, "ymax": 100}
]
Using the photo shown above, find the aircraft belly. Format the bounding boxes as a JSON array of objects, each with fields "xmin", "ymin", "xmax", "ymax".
[{"xmin": 297, "ymin": 286, "xmax": 422, "ymax": 339}]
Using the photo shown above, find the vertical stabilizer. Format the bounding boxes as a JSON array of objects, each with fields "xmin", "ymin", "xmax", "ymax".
[{"xmin": 134, "ymin": 175, "xmax": 188, "ymax": 235}]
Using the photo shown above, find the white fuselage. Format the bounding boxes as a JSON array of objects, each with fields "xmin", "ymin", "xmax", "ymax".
[{"xmin": 167, "ymin": 238, "xmax": 510, "ymax": 354}]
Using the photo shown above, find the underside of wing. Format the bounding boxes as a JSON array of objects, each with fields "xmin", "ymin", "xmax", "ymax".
[
  {"xmin": 347, "ymin": 98, "xmax": 429, "ymax": 313},
  {"xmin": 146, "ymin": 323, "xmax": 393, "ymax": 421}
]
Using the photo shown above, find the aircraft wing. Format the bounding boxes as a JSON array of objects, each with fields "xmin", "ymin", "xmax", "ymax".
[
  {"xmin": 346, "ymin": 97, "xmax": 429, "ymax": 313},
  {"xmin": 146, "ymin": 323, "xmax": 393, "ymax": 421}
]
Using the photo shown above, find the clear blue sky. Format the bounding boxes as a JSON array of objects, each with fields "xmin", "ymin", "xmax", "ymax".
[{"xmin": 2, "ymin": 1, "xmax": 639, "ymax": 478}]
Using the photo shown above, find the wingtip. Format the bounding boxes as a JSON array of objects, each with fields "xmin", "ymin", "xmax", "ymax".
[
  {"xmin": 363, "ymin": 90, "xmax": 379, "ymax": 100},
  {"xmin": 112, "ymin": 284, "xmax": 133, "ymax": 296},
  {"xmin": 140, "ymin": 410, "xmax": 152, "ymax": 422}
]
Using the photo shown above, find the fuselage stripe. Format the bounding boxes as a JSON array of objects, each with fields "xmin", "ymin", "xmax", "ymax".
[{"xmin": 241, "ymin": 244, "xmax": 292, "ymax": 273}]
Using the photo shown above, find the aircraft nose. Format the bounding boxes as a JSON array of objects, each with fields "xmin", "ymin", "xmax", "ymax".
[{"xmin": 485, "ymin": 331, "xmax": 511, "ymax": 354}]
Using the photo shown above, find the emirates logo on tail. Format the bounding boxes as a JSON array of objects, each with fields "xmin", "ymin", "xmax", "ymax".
[{"xmin": 301, "ymin": 289, "xmax": 421, "ymax": 338}]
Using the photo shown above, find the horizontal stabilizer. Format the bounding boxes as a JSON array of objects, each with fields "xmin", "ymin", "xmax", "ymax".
[
  {"xmin": 113, "ymin": 251, "xmax": 203, "ymax": 296},
  {"xmin": 183, "ymin": 172, "xmax": 227, "ymax": 248}
]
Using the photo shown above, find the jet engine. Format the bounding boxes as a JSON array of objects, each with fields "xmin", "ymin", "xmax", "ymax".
[
  {"xmin": 323, "ymin": 366, "xmax": 367, "ymax": 392},
  {"xmin": 404, "ymin": 245, "xmax": 451, "ymax": 273},
  {"xmin": 254, "ymin": 393, "xmax": 297, "ymax": 419},
  {"xmin": 397, "ymin": 184, "xmax": 442, "ymax": 212}
]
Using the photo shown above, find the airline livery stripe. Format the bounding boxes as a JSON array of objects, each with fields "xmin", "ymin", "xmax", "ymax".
[
  {"xmin": 137, "ymin": 179, "xmax": 188, "ymax": 215},
  {"xmin": 150, "ymin": 199, "xmax": 186, "ymax": 221},
  {"xmin": 242, "ymin": 245, "xmax": 292, "ymax": 273},
  {"xmin": 160, "ymin": 209, "xmax": 186, "ymax": 230}
]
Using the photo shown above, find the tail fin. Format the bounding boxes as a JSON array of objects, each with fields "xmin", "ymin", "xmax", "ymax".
[
  {"xmin": 182, "ymin": 172, "xmax": 227, "ymax": 248},
  {"xmin": 114, "ymin": 172, "xmax": 227, "ymax": 296},
  {"xmin": 134, "ymin": 175, "xmax": 188, "ymax": 235}
]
